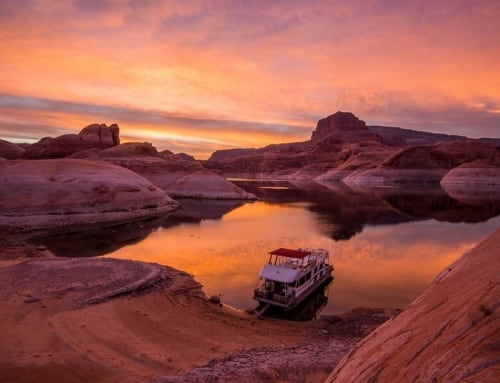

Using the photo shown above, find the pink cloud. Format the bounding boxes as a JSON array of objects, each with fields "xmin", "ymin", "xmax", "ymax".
[{"xmin": 0, "ymin": 0, "xmax": 499, "ymax": 157}]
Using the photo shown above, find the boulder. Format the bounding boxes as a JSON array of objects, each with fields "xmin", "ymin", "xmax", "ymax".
[
  {"xmin": 0, "ymin": 159, "xmax": 179, "ymax": 229},
  {"xmin": 208, "ymin": 295, "xmax": 221, "ymax": 304},
  {"xmin": 325, "ymin": 229, "xmax": 500, "ymax": 383},
  {"xmin": 79, "ymin": 123, "xmax": 120, "ymax": 146},
  {"xmin": 23, "ymin": 124, "xmax": 120, "ymax": 159}
]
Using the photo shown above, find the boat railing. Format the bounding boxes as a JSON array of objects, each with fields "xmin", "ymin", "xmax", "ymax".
[
  {"xmin": 254, "ymin": 289, "xmax": 272, "ymax": 299},
  {"xmin": 272, "ymin": 294, "xmax": 290, "ymax": 304},
  {"xmin": 253, "ymin": 289, "xmax": 292, "ymax": 304}
]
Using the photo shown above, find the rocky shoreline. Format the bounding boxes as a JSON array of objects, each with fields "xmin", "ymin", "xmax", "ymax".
[
  {"xmin": 0, "ymin": 243, "xmax": 395, "ymax": 383},
  {"xmin": 1, "ymin": 114, "xmax": 499, "ymax": 382},
  {"xmin": 0, "ymin": 124, "xmax": 255, "ymax": 231},
  {"xmin": 1, "ymin": 228, "xmax": 498, "ymax": 382}
]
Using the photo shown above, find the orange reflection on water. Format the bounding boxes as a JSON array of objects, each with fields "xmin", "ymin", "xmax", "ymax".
[{"xmin": 107, "ymin": 202, "xmax": 497, "ymax": 314}]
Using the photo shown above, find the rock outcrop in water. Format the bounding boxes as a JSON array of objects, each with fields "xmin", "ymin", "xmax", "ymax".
[
  {"xmin": 74, "ymin": 142, "xmax": 255, "ymax": 200},
  {"xmin": 204, "ymin": 111, "xmax": 500, "ymax": 186},
  {"xmin": 345, "ymin": 140, "xmax": 500, "ymax": 185},
  {"xmin": 325, "ymin": 228, "xmax": 500, "ymax": 383},
  {"xmin": 0, "ymin": 159, "xmax": 178, "ymax": 229},
  {"xmin": 5, "ymin": 125, "xmax": 254, "ymax": 200}
]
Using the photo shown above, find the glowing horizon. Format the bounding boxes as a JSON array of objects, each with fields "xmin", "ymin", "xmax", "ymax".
[{"xmin": 1, "ymin": 1, "xmax": 499, "ymax": 159}]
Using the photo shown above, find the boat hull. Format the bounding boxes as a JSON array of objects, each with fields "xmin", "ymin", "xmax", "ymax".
[{"xmin": 253, "ymin": 266, "xmax": 334, "ymax": 311}]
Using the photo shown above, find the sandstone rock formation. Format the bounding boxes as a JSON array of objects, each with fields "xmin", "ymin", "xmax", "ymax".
[
  {"xmin": 325, "ymin": 229, "xmax": 500, "ymax": 383},
  {"xmin": 0, "ymin": 159, "xmax": 178, "ymax": 229},
  {"xmin": 87, "ymin": 142, "xmax": 256, "ymax": 200},
  {"xmin": 368, "ymin": 125, "xmax": 474, "ymax": 146},
  {"xmin": 23, "ymin": 123, "xmax": 119, "ymax": 159},
  {"xmin": 0, "ymin": 257, "xmax": 179, "ymax": 309},
  {"xmin": 79, "ymin": 123, "xmax": 120, "ymax": 146},
  {"xmin": 345, "ymin": 141, "xmax": 500, "ymax": 185},
  {"xmin": 311, "ymin": 111, "xmax": 382, "ymax": 143},
  {"xmin": 6, "ymin": 124, "xmax": 254, "ymax": 200},
  {"xmin": 441, "ymin": 161, "xmax": 500, "ymax": 186},
  {"xmin": 205, "ymin": 112, "xmax": 397, "ymax": 181},
  {"xmin": 0, "ymin": 139, "xmax": 25, "ymax": 159},
  {"xmin": 439, "ymin": 162, "xmax": 500, "ymax": 204},
  {"xmin": 205, "ymin": 112, "xmax": 500, "ymax": 186}
]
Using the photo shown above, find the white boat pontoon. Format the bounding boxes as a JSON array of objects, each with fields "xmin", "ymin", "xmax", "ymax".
[{"xmin": 253, "ymin": 247, "xmax": 334, "ymax": 311}]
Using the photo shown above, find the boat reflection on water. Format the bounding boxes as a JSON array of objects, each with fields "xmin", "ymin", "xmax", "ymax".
[
  {"xmin": 259, "ymin": 277, "xmax": 333, "ymax": 321},
  {"xmin": 23, "ymin": 182, "xmax": 500, "ymax": 317}
]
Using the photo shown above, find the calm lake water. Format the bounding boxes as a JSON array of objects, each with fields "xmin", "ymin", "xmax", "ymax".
[{"xmin": 33, "ymin": 181, "xmax": 500, "ymax": 317}]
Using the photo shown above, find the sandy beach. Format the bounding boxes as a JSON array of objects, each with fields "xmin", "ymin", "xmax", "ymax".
[{"xmin": 0, "ymin": 244, "xmax": 393, "ymax": 383}]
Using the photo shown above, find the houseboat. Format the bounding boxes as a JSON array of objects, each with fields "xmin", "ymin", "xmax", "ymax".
[{"xmin": 253, "ymin": 247, "xmax": 334, "ymax": 311}]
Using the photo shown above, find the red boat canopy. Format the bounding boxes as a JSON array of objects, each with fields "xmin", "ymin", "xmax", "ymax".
[{"xmin": 269, "ymin": 248, "xmax": 311, "ymax": 259}]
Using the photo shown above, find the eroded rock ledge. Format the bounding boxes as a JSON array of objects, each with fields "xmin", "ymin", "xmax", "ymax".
[
  {"xmin": 0, "ymin": 257, "xmax": 200, "ymax": 310},
  {"xmin": 325, "ymin": 229, "xmax": 500, "ymax": 383},
  {"xmin": 0, "ymin": 158, "xmax": 179, "ymax": 229}
]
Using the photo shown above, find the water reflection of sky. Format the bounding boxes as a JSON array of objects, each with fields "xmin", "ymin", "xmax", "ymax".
[{"xmin": 106, "ymin": 201, "xmax": 500, "ymax": 315}]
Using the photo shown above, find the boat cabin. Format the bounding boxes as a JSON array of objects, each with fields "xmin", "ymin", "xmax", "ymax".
[{"xmin": 253, "ymin": 247, "xmax": 333, "ymax": 310}]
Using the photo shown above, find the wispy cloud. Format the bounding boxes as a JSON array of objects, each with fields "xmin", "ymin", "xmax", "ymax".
[
  {"xmin": 0, "ymin": 0, "xmax": 499, "ymax": 157},
  {"xmin": 0, "ymin": 93, "xmax": 311, "ymax": 157}
]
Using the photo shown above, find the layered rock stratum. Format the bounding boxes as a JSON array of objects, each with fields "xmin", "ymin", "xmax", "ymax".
[
  {"xmin": 204, "ymin": 111, "xmax": 500, "ymax": 186},
  {"xmin": 23, "ymin": 123, "xmax": 120, "ymax": 159},
  {"xmin": 3, "ymin": 124, "xmax": 254, "ymax": 200},
  {"xmin": 74, "ymin": 142, "xmax": 255, "ymax": 199},
  {"xmin": 0, "ymin": 159, "xmax": 178, "ymax": 229},
  {"xmin": 345, "ymin": 140, "xmax": 500, "ymax": 184},
  {"xmin": 325, "ymin": 229, "xmax": 500, "ymax": 383},
  {"xmin": 0, "ymin": 139, "xmax": 25, "ymax": 159}
]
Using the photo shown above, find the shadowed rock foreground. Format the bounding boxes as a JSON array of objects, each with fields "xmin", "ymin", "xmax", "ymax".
[
  {"xmin": 325, "ymin": 229, "xmax": 500, "ymax": 383},
  {"xmin": 0, "ymin": 248, "xmax": 393, "ymax": 383},
  {"xmin": 0, "ymin": 230, "xmax": 498, "ymax": 382}
]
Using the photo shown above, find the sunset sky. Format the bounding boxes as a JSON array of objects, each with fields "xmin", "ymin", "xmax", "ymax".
[{"xmin": 1, "ymin": 0, "xmax": 499, "ymax": 158}]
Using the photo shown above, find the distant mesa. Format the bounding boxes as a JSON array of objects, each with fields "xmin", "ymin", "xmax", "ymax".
[
  {"xmin": 204, "ymin": 111, "xmax": 500, "ymax": 188},
  {"xmin": 1, "ymin": 110, "xmax": 499, "ymax": 231},
  {"xmin": 311, "ymin": 111, "xmax": 376, "ymax": 142}
]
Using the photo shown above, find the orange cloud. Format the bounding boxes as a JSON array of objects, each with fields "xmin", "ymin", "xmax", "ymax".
[{"xmin": 0, "ymin": 1, "xmax": 499, "ymax": 157}]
